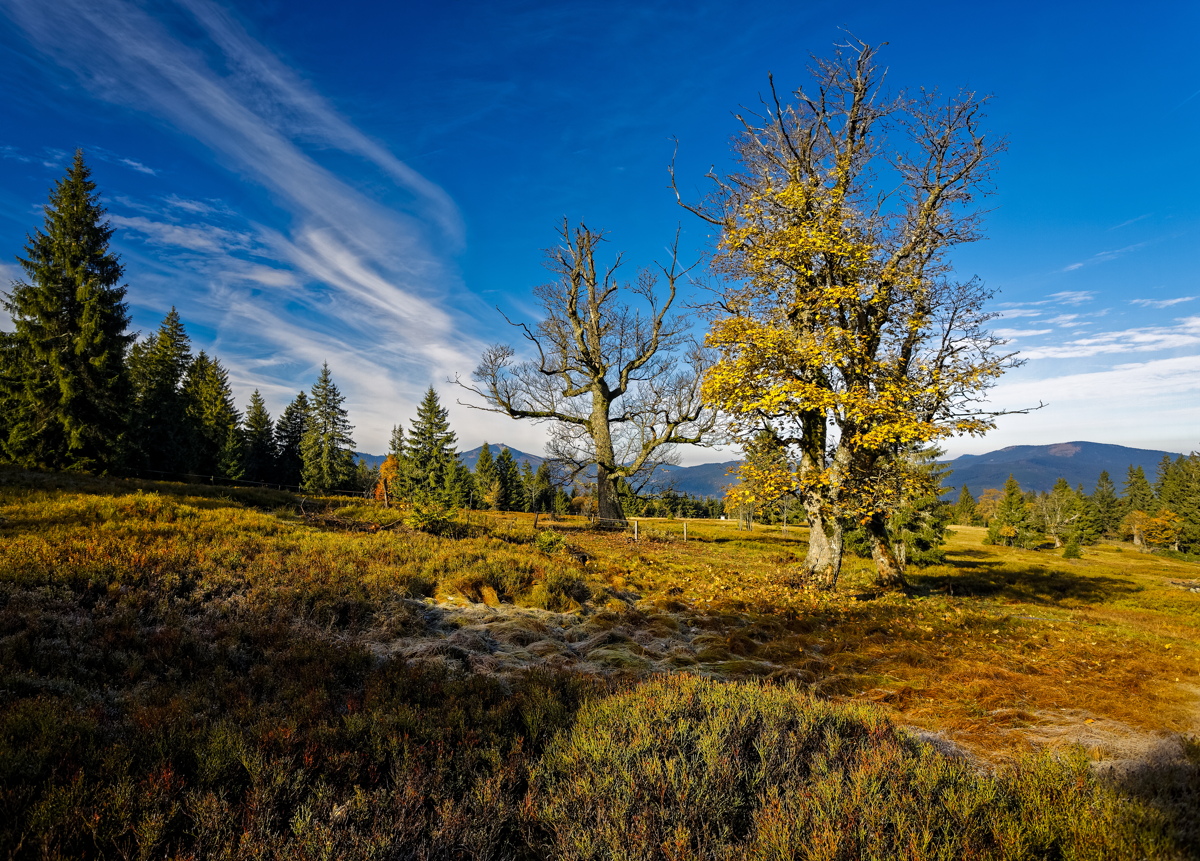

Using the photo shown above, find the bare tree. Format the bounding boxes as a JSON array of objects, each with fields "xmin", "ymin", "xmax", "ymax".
[{"xmin": 460, "ymin": 220, "xmax": 717, "ymax": 523}]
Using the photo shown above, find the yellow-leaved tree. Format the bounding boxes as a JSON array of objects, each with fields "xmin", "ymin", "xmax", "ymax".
[{"xmin": 677, "ymin": 39, "xmax": 1025, "ymax": 590}]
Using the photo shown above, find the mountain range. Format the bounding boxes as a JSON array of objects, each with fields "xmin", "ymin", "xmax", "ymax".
[
  {"xmin": 938, "ymin": 441, "xmax": 1183, "ymax": 497},
  {"xmin": 354, "ymin": 440, "xmax": 1187, "ymax": 501}
]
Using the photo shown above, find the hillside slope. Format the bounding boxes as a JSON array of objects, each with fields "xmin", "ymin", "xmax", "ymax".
[{"xmin": 943, "ymin": 441, "xmax": 1183, "ymax": 495}]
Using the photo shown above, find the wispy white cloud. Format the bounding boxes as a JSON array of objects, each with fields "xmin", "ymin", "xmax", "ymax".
[
  {"xmin": 997, "ymin": 307, "xmax": 1045, "ymax": 319},
  {"xmin": 119, "ymin": 158, "xmax": 157, "ymax": 175},
  {"xmin": 1020, "ymin": 316, "xmax": 1200, "ymax": 360},
  {"xmin": 163, "ymin": 195, "xmax": 236, "ymax": 217},
  {"xmin": 1045, "ymin": 291, "xmax": 1095, "ymax": 304},
  {"xmin": 0, "ymin": 145, "xmax": 33, "ymax": 164},
  {"xmin": 1130, "ymin": 296, "xmax": 1196, "ymax": 309},
  {"xmin": 109, "ymin": 214, "xmax": 256, "ymax": 255},
  {"xmin": 1108, "ymin": 213, "xmax": 1151, "ymax": 231},
  {"xmin": 993, "ymin": 328, "xmax": 1053, "ymax": 338},
  {"xmin": 1061, "ymin": 243, "xmax": 1148, "ymax": 272},
  {"xmin": 1, "ymin": 0, "xmax": 489, "ymax": 451}
]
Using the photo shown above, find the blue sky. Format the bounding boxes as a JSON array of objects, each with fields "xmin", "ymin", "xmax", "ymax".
[{"xmin": 1, "ymin": 0, "xmax": 1197, "ymax": 462}]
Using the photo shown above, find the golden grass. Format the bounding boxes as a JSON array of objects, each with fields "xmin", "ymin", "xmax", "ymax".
[{"xmin": 1, "ymin": 466, "xmax": 1198, "ymax": 858}]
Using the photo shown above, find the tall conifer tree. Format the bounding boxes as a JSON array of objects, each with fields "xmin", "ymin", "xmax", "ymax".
[
  {"xmin": 301, "ymin": 363, "xmax": 355, "ymax": 493},
  {"xmin": 474, "ymin": 442, "xmax": 501, "ymax": 509},
  {"xmin": 181, "ymin": 352, "xmax": 243, "ymax": 478},
  {"xmin": 274, "ymin": 391, "xmax": 309, "ymax": 487},
  {"xmin": 986, "ymin": 475, "xmax": 1037, "ymax": 548},
  {"xmin": 242, "ymin": 390, "xmax": 277, "ymax": 483},
  {"xmin": 1121, "ymin": 465, "xmax": 1156, "ymax": 515},
  {"xmin": 127, "ymin": 308, "xmax": 192, "ymax": 473},
  {"xmin": 400, "ymin": 387, "xmax": 459, "ymax": 503},
  {"xmin": 496, "ymin": 447, "xmax": 523, "ymax": 511},
  {"xmin": 1, "ymin": 150, "xmax": 132, "ymax": 470},
  {"xmin": 952, "ymin": 485, "xmax": 977, "ymax": 525},
  {"xmin": 1086, "ymin": 470, "xmax": 1121, "ymax": 537}
]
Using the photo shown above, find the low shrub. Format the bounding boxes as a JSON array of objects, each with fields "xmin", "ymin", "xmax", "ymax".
[
  {"xmin": 535, "ymin": 529, "xmax": 566, "ymax": 555},
  {"xmin": 529, "ymin": 675, "xmax": 1176, "ymax": 860}
]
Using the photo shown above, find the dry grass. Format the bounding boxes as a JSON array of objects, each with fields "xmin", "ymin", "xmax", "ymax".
[{"xmin": 1, "ymin": 466, "xmax": 1198, "ymax": 858}]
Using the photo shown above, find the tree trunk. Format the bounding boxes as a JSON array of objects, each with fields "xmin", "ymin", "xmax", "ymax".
[
  {"xmin": 865, "ymin": 512, "xmax": 907, "ymax": 590},
  {"xmin": 802, "ymin": 505, "xmax": 843, "ymax": 590},
  {"xmin": 595, "ymin": 464, "xmax": 626, "ymax": 524}
]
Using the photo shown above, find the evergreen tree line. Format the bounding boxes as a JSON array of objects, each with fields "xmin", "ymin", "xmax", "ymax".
[
  {"xmin": 0, "ymin": 151, "xmax": 364, "ymax": 494},
  {"xmin": 952, "ymin": 457, "xmax": 1200, "ymax": 556}
]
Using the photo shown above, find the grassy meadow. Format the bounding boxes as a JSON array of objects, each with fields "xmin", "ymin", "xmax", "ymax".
[{"xmin": 1, "ymin": 465, "xmax": 1197, "ymax": 859}]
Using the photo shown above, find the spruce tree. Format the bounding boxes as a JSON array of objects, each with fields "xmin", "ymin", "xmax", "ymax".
[
  {"xmin": 242, "ymin": 390, "xmax": 277, "ymax": 483},
  {"xmin": 952, "ymin": 485, "xmax": 977, "ymax": 526},
  {"xmin": 474, "ymin": 442, "xmax": 502, "ymax": 509},
  {"xmin": 127, "ymin": 308, "xmax": 192, "ymax": 474},
  {"xmin": 389, "ymin": 424, "xmax": 405, "ymax": 457},
  {"xmin": 301, "ymin": 363, "xmax": 356, "ymax": 494},
  {"xmin": 1, "ymin": 150, "xmax": 132, "ymax": 470},
  {"xmin": 400, "ymin": 387, "xmax": 458, "ymax": 504},
  {"xmin": 181, "ymin": 352, "xmax": 243, "ymax": 479},
  {"xmin": 1121, "ymin": 465, "xmax": 1156, "ymax": 516},
  {"xmin": 1087, "ymin": 470, "xmax": 1122, "ymax": 537},
  {"xmin": 530, "ymin": 462, "xmax": 555, "ymax": 513},
  {"xmin": 986, "ymin": 475, "xmax": 1037, "ymax": 548},
  {"xmin": 274, "ymin": 391, "xmax": 309, "ymax": 487},
  {"xmin": 447, "ymin": 460, "xmax": 476, "ymax": 509},
  {"xmin": 1156, "ymin": 454, "xmax": 1200, "ymax": 555},
  {"xmin": 496, "ymin": 447, "xmax": 523, "ymax": 511}
]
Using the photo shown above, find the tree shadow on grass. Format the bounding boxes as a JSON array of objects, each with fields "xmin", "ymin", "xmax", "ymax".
[
  {"xmin": 913, "ymin": 559, "xmax": 1144, "ymax": 606},
  {"xmin": 1107, "ymin": 739, "xmax": 1200, "ymax": 858}
]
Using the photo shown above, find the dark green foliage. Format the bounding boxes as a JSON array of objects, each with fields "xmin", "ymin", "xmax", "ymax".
[
  {"xmin": 447, "ymin": 459, "xmax": 475, "ymax": 509},
  {"xmin": 181, "ymin": 352, "xmax": 243, "ymax": 479},
  {"xmin": 388, "ymin": 423, "xmax": 404, "ymax": 457},
  {"xmin": 985, "ymin": 475, "xmax": 1039, "ymax": 548},
  {"xmin": 273, "ymin": 391, "xmax": 309, "ymax": 487},
  {"xmin": 301, "ymin": 363, "xmax": 356, "ymax": 493},
  {"xmin": 398, "ymin": 387, "xmax": 459, "ymax": 505},
  {"xmin": 528, "ymin": 462, "xmax": 555, "ymax": 513},
  {"xmin": 847, "ymin": 448, "xmax": 951, "ymax": 567},
  {"xmin": 242, "ymin": 390, "xmax": 276, "ymax": 483},
  {"xmin": 1156, "ymin": 454, "xmax": 1200, "ymax": 555},
  {"xmin": 475, "ymin": 442, "xmax": 502, "ymax": 509},
  {"xmin": 496, "ymin": 447, "xmax": 524, "ymax": 511},
  {"xmin": 1122, "ymin": 465, "xmax": 1156, "ymax": 515},
  {"xmin": 354, "ymin": 457, "xmax": 380, "ymax": 495},
  {"xmin": 127, "ymin": 309, "xmax": 193, "ymax": 474},
  {"xmin": 1086, "ymin": 470, "xmax": 1122, "ymax": 538},
  {"xmin": 0, "ymin": 151, "xmax": 132, "ymax": 471},
  {"xmin": 953, "ymin": 484, "xmax": 977, "ymax": 525}
]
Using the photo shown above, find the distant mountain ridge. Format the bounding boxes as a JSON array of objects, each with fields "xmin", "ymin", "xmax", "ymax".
[
  {"xmin": 357, "ymin": 440, "xmax": 1180, "ymax": 501},
  {"xmin": 941, "ymin": 441, "xmax": 1184, "ymax": 497}
]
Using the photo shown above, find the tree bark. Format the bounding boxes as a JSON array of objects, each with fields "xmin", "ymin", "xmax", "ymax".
[
  {"xmin": 595, "ymin": 463, "xmax": 626, "ymax": 524},
  {"xmin": 864, "ymin": 511, "xmax": 907, "ymax": 590},
  {"xmin": 802, "ymin": 505, "xmax": 843, "ymax": 590}
]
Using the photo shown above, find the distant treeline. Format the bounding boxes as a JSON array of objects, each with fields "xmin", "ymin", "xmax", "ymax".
[{"xmin": 953, "ymin": 460, "xmax": 1200, "ymax": 557}]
